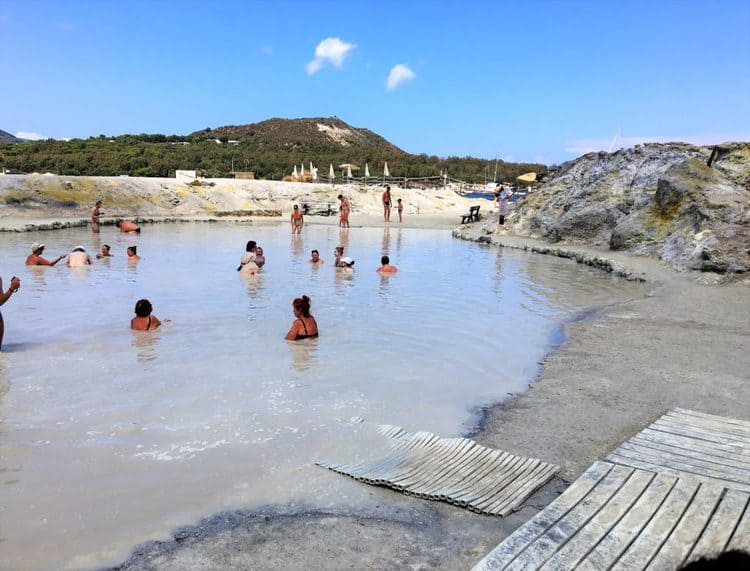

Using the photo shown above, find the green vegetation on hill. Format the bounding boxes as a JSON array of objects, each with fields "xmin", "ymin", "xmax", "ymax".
[{"xmin": 0, "ymin": 117, "xmax": 546, "ymax": 182}]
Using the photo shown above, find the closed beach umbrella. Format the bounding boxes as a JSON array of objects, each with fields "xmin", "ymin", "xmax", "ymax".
[
  {"xmin": 310, "ymin": 161, "xmax": 314, "ymax": 176},
  {"xmin": 383, "ymin": 162, "xmax": 390, "ymax": 177},
  {"xmin": 292, "ymin": 165, "xmax": 298, "ymax": 178},
  {"xmin": 300, "ymin": 163, "xmax": 305, "ymax": 177},
  {"xmin": 329, "ymin": 164, "xmax": 335, "ymax": 181},
  {"xmin": 365, "ymin": 163, "xmax": 370, "ymax": 178},
  {"xmin": 347, "ymin": 164, "xmax": 352, "ymax": 179}
]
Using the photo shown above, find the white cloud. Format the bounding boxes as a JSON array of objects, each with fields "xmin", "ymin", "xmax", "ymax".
[
  {"xmin": 565, "ymin": 132, "xmax": 750, "ymax": 155},
  {"xmin": 306, "ymin": 37, "xmax": 355, "ymax": 75},
  {"xmin": 15, "ymin": 131, "xmax": 45, "ymax": 140},
  {"xmin": 386, "ymin": 64, "xmax": 415, "ymax": 91}
]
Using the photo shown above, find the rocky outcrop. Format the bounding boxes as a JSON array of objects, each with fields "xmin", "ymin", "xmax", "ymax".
[{"xmin": 494, "ymin": 143, "xmax": 750, "ymax": 274}]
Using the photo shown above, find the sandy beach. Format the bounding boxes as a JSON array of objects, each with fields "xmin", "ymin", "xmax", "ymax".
[{"xmin": 2, "ymin": 176, "xmax": 748, "ymax": 569}]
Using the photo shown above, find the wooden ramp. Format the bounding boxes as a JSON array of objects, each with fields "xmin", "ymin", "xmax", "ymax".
[
  {"xmin": 606, "ymin": 408, "xmax": 750, "ymax": 491},
  {"xmin": 317, "ymin": 424, "xmax": 559, "ymax": 516},
  {"xmin": 474, "ymin": 409, "xmax": 750, "ymax": 570},
  {"xmin": 473, "ymin": 461, "xmax": 750, "ymax": 570}
]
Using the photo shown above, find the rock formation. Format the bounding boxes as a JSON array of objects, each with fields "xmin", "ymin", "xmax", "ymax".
[{"xmin": 497, "ymin": 143, "xmax": 749, "ymax": 273}]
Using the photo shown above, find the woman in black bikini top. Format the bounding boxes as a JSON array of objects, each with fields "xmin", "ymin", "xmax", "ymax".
[{"xmin": 285, "ymin": 295, "xmax": 319, "ymax": 341}]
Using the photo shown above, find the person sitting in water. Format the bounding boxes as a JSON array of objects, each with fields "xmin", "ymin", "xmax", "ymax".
[
  {"xmin": 25, "ymin": 243, "xmax": 66, "ymax": 266},
  {"xmin": 126, "ymin": 246, "xmax": 141, "ymax": 262},
  {"xmin": 377, "ymin": 255, "xmax": 398, "ymax": 273},
  {"xmin": 237, "ymin": 240, "xmax": 257, "ymax": 271},
  {"xmin": 310, "ymin": 249, "xmax": 324, "ymax": 264},
  {"xmin": 116, "ymin": 219, "xmax": 141, "ymax": 233},
  {"xmin": 130, "ymin": 298, "xmax": 164, "ymax": 331},
  {"xmin": 254, "ymin": 246, "xmax": 266, "ymax": 269},
  {"xmin": 68, "ymin": 246, "xmax": 93, "ymax": 267},
  {"xmin": 337, "ymin": 257, "xmax": 355, "ymax": 274},
  {"xmin": 1, "ymin": 275, "xmax": 21, "ymax": 352},
  {"xmin": 333, "ymin": 246, "xmax": 344, "ymax": 267},
  {"xmin": 96, "ymin": 244, "xmax": 112, "ymax": 259},
  {"xmin": 285, "ymin": 295, "xmax": 319, "ymax": 341}
]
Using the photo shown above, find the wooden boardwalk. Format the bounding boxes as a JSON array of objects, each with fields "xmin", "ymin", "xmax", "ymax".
[
  {"xmin": 474, "ymin": 409, "xmax": 750, "ymax": 570},
  {"xmin": 317, "ymin": 424, "xmax": 559, "ymax": 516},
  {"xmin": 606, "ymin": 408, "xmax": 750, "ymax": 491}
]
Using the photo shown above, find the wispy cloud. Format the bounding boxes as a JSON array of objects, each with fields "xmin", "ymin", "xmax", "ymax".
[
  {"xmin": 306, "ymin": 37, "xmax": 355, "ymax": 75},
  {"xmin": 386, "ymin": 64, "xmax": 415, "ymax": 91},
  {"xmin": 15, "ymin": 131, "xmax": 46, "ymax": 140},
  {"xmin": 565, "ymin": 132, "xmax": 750, "ymax": 155}
]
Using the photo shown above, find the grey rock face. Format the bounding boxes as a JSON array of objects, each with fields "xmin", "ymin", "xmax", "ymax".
[{"xmin": 491, "ymin": 143, "xmax": 750, "ymax": 274}]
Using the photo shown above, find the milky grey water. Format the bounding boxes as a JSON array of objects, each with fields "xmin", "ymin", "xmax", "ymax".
[{"xmin": 0, "ymin": 223, "xmax": 647, "ymax": 570}]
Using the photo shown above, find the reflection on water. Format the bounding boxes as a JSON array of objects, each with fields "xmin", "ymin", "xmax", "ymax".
[
  {"xmin": 0, "ymin": 223, "xmax": 648, "ymax": 570},
  {"xmin": 382, "ymin": 226, "xmax": 390, "ymax": 254}
]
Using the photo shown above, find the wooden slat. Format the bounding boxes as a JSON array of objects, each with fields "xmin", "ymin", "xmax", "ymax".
[
  {"xmin": 318, "ymin": 425, "xmax": 558, "ymax": 517},
  {"xmin": 473, "ymin": 461, "xmax": 613, "ymax": 571},
  {"xmin": 687, "ymin": 489, "xmax": 749, "ymax": 561},
  {"xmin": 727, "ymin": 496, "xmax": 750, "ymax": 552}
]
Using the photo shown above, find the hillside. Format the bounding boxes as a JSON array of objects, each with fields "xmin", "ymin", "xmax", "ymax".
[
  {"xmin": 0, "ymin": 129, "xmax": 22, "ymax": 143},
  {"xmin": 458, "ymin": 142, "xmax": 750, "ymax": 274},
  {"xmin": 0, "ymin": 117, "xmax": 546, "ymax": 182}
]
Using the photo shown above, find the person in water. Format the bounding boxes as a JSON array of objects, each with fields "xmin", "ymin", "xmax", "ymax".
[
  {"xmin": 116, "ymin": 219, "xmax": 141, "ymax": 233},
  {"xmin": 238, "ymin": 240, "xmax": 257, "ymax": 271},
  {"xmin": 337, "ymin": 194, "xmax": 350, "ymax": 228},
  {"xmin": 0, "ymin": 274, "xmax": 21, "ymax": 351},
  {"xmin": 333, "ymin": 246, "xmax": 344, "ymax": 267},
  {"xmin": 26, "ymin": 243, "xmax": 66, "ymax": 266},
  {"xmin": 382, "ymin": 185, "xmax": 392, "ymax": 222},
  {"xmin": 96, "ymin": 244, "xmax": 112, "ymax": 259},
  {"xmin": 126, "ymin": 246, "xmax": 141, "ymax": 262},
  {"xmin": 285, "ymin": 295, "xmax": 319, "ymax": 341},
  {"xmin": 130, "ymin": 298, "xmax": 164, "ymax": 331},
  {"xmin": 90, "ymin": 200, "xmax": 104, "ymax": 233},
  {"xmin": 337, "ymin": 256, "xmax": 355, "ymax": 274},
  {"xmin": 310, "ymin": 249, "xmax": 323, "ymax": 264},
  {"xmin": 68, "ymin": 246, "xmax": 93, "ymax": 267},
  {"xmin": 290, "ymin": 204, "xmax": 304, "ymax": 234},
  {"xmin": 377, "ymin": 255, "xmax": 398, "ymax": 273}
]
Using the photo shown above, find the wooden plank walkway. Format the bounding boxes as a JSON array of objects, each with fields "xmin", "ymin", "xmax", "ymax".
[
  {"xmin": 606, "ymin": 408, "xmax": 750, "ymax": 491},
  {"xmin": 473, "ymin": 461, "xmax": 750, "ymax": 570},
  {"xmin": 317, "ymin": 424, "xmax": 559, "ymax": 516},
  {"xmin": 474, "ymin": 409, "xmax": 750, "ymax": 570}
]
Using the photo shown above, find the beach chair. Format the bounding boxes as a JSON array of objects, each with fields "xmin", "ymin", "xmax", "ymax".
[{"xmin": 461, "ymin": 205, "xmax": 481, "ymax": 224}]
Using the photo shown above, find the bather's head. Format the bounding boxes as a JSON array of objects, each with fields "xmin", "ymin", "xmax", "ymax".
[
  {"xmin": 293, "ymin": 295, "xmax": 311, "ymax": 317},
  {"xmin": 134, "ymin": 299, "xmax": 153, "ymax": 317},
  {"xmin": 246, "ymin": 240, "xmax": 256, "ymax": 252},
  {"xmin": 381, "ymin": 255, "xmax": 390, "ymax": 266}
]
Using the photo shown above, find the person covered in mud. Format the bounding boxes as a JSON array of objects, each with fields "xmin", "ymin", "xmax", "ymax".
[
  {"xmin": 285, "ymin": 295, "xmax": 318, "ymax": 341},
  {"xmin": 116, "ymin": 219, "xmax": 141, "ymax": 233},
  {"xmin": 68, "ymin": 246, "xmax": 93, "ymax": 267},
  {"xmin": 26, "ymin": 243, "xmax": 66, "ymax": 266},
  {"xmin": 0, "ymin": 274, "xmax": 21, "ymax": 351},
  {"xmin": 130, "ymin": 299, "xmax": 167, "ymax": 331}
]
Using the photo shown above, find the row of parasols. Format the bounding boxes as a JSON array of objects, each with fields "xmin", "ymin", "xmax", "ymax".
[{"xmin": 292, "ymin": 162, "xmax": 392, "ymax": 181}]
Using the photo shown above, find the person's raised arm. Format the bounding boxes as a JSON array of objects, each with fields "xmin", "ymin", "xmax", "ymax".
[{"xmin": 0, "ymin": 276, "xmax": 20, "ymax": 306}]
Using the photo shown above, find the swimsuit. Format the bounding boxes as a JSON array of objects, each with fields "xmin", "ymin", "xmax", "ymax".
[{"xmin": 294, "ymin": 317, "xmax": 318, "ymax": 340}]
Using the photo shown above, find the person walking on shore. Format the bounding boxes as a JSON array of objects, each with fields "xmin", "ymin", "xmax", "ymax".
[
  {"xmin": 26, "ymin": 243, "xmax": 66, "ymax": 266},
  {"xmin": 338, "ymin": 195, "xmax": 350, "ymax": 228},
  {"xmin": 397, "ymin": 198, "xmax": 404, "ymax": 223},
  {"xmin": 382, "ymin": 185, "xmax": 392, "ymax": 222},
  {"xmin": 91, "ymin": 200, "xmax": 104, "ymax": 233},
  {"xmin": 0, "ymin": 275, "xmax": 21, "ymax": 351},
  {"xmin": 291, "ymin": 205, "xmax": 304, "ymax": 234}
]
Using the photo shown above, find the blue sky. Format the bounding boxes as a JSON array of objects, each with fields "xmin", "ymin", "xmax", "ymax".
[{"xmin": 1, "ymin": 0, "xmax": 748, "ymax": 165}]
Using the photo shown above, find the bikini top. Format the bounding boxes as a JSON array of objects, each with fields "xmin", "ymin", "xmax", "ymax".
[{"xmin": 294, "ymin": 317, "xmax": 318, "ymax": 340}]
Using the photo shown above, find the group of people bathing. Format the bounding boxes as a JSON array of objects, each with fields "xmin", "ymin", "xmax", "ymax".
[
  {"xmin": 25, "ymin": 243, "xmax": 141, "ymax": 267},
  {"xmin": 90, "ymin": 200, "xmax": 141, "ymax": 234}
]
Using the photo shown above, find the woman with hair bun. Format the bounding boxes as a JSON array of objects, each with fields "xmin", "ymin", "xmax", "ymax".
[
  {"xmin": 130, "ymin": 299, "xmax": 165, "ymax": 331},
  {"xmin": 285, "ymin": 295, "xmax": 319, "ymax": 341}
]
